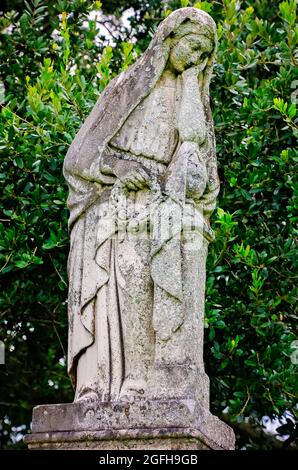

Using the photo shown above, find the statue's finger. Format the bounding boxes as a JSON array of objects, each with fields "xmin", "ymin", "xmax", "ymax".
[
  {"xmin": 126, "ymin": 181, "xmax": 138, "ymax": 191},
  {"xmin": 137, "ymin": 169, "xmax": 150, "ymax": 180},
  {"xmin": 133, "ymin": 174, "xmax": 147, "ymax": 185}
]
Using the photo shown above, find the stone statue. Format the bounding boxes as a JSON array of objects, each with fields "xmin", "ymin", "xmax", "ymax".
[{"xmin": 25, "ymin": 7, "xmax": 235, "ymax": 450}]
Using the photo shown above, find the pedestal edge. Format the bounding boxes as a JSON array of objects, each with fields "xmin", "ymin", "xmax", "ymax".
[{"xmin": 24, "ymin": 426, "xmax": 234, "ymax": 450}]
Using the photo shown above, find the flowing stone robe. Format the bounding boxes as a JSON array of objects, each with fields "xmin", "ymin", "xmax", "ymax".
[{"xmin": 63, "ymin": 8, "xmax": 219, "ymax": 404}]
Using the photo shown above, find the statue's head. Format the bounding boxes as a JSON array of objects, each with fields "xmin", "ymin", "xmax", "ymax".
[{"xmin": 167, "ymin": 17, "xmax": 216, "ymax": 73}]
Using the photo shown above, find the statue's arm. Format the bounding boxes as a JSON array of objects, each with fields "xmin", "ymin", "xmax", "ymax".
[
  {"xmin": 100, "ymin": 148, "xmax": 150, "ymax": 191},
  {"xmin": 200, "ymin": 154, "xmax": 220, "ymax": 219},
  {"xmin": 100, "ymin": 149, "xmax": 132, "ymax": 178},
  {"xmin": 63, "ymin": 152, "xmax": 115, "ymax": 186}
]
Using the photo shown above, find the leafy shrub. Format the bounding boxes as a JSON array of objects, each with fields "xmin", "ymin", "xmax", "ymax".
[{"xmin": 0, "ymin": 0, "xmax": 297, "ymax": 449}]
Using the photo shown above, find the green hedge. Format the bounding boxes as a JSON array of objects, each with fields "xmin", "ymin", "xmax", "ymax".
[{"xmin": 0, "ymin": 0, "xmax": 297, "ymax": 449}]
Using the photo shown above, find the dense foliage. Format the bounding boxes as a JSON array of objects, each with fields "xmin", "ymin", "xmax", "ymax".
[{"xmin": 0, "ymin": 0, "xmax": 297, "ymax": 449}]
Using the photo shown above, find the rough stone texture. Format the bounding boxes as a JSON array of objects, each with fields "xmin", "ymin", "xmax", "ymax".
[
  {"xmin": 25, "ymin": 431, "xmax": 212, "ymax": 450},
  {"xmin": 25, "ymin": 399, "xmax": 234, "ymax": 450},
  {"xmin": 25, "ymin": 398, "xmax": 234, "ymax": 450},
  {"xmin": 25, "ymin": 7, "xmax": 235, "ymax": 450},
  {"xmin": 63, "ymin": 6, "xmax": 221, "ymax": 403}
]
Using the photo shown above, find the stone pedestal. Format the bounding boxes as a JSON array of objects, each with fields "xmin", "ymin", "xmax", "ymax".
[{"xmin": 25, "ymin": 398, "xmax": 235, "ymax": 450}]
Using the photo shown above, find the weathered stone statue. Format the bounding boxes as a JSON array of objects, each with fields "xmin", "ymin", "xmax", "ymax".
[{"xmin": 26, "ymin": 7, "xmax": 235, "ymax": 450}]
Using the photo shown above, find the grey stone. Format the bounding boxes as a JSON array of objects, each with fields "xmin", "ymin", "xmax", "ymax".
[
  {"xmin": 25, "ymin": 7, "xmax": 235, "ymax": 450},
  {"xmin": 25, "ymin": 398, "xmax": 234, "ymax": 450}
]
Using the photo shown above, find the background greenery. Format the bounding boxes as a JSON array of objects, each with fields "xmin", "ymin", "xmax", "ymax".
[{"xmin": 0, "ymin": 0, "xmax": 297, "ymax": 449}]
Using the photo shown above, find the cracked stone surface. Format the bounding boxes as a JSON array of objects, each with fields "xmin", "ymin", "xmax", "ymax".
[{"xmin": 25, "ymin": 7, "xmax": 235, "ymax": 451}]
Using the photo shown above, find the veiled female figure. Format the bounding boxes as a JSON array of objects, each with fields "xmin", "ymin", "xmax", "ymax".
[{"xmin": 64, "ymin": 8, "xmax": 219, "ymax": 405}]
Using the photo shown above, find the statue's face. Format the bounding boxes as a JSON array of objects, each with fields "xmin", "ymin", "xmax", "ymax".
[{"xmin": 169, "ymin": 33, "xmax": 214, "ymax": 73}]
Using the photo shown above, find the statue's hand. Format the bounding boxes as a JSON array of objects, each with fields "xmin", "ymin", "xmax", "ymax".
[
  {"xmin": 115, "ymin": 160, "xmax": 150, "ymax": 191},
  {"xmin": 181, "ymin": 57, "xmax": 209, "ymax": 80},
  {"xmin": 179, "ymin": 141, "xmax": 199, "ymax": 159}
]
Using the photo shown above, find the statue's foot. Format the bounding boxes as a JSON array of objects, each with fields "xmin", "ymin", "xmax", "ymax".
[{"xmin": 120, "ymin": 378, "xmax": 147, "ymax": 399}]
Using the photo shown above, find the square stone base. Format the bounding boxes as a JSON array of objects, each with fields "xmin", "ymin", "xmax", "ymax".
[{"xmin": 24, "ymin": 398, "xmax": 235, "ymax": 450}]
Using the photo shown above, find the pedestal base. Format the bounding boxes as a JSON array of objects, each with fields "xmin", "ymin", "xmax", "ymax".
[{"xmin": 25, "ymin": 398, "xmax": 235, "ymax": 450}]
